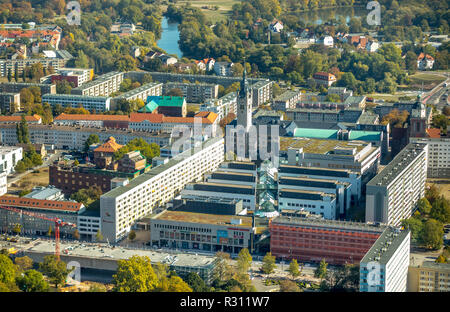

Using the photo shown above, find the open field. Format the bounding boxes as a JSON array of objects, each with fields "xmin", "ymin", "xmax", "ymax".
[
  {"xmin": 162, "ymin": 0, "xmax": 238, "ymax": 23},
  {"xmin": 408, "ymin": 73, "xmax": 447, "ymax": 90},
  {"xmin": 427, "ymin": 178, "xmax": 450, "ymax": 201},
  {"xmin": 8, "ymin": 168, "xmax": 49, "ymax": 194}
]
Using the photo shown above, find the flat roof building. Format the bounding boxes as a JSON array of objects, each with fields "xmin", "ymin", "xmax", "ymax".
[{"xmin": 366, "ymin": 143, "xmax": 428, "ymax": 226}]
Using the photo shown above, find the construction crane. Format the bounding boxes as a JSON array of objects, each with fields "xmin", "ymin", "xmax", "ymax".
[{"xmin": 0, "ymin": 205, "xmax": 76, "ymax": 260}]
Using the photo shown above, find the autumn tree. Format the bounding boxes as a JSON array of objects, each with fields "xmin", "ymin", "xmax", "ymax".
[
  {"xmin": 38, "ymin": 255, "xmax": 72, "ymax": 288},
  {"xmin": 112, "ymin": 256, "xmax": 158, "ymax": 292},
  {"xmin": 236, "ymin": 248, "xmax": 252, "ymax": 274},
  {"xmin": 314, "ymin": 259, "xmax": 328, "ymax": 279},
  {"xmin": 15, "ymin": 256, "xmax": 33, "ymax": 272},
  {"xmin": 16, "ymin": 269, "xmax": 49, "ymax": 292},
  {"xmin": 260, "ymin": 252, "xmax": 276, "ymax": 275},
  {"xmin": 288, "ymin": 259, "xmax": 300, "ymax": 278}
]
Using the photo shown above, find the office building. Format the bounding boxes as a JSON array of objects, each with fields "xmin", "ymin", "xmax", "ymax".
[
  {"xmin": 278, "ymin": 189, "xmax": 337, "ymax": 219},
  {"xmin": 150, "ymin": 210, "xmax": 255, "ymax": 254},
  {"xmin": 269, "ymin": 212, "xmax": 387, "ymax": 265},
  {"xmin": 23, "ymin": 186, "xmax": 65, "ymax": 201},
  {"xmin": 100, "ymin": 137, "xmax": 225, "ymax": 242},
  {"xmin": 0, "ymin": 146, "xmax": 23, "ymax": 175},
  {"xmin": 366, "ymin": 143, "xmax": 428, "ymax": 226},
  {"xmin": 360, "ymin": 228, "xmax": 410, "ymax": 292}
]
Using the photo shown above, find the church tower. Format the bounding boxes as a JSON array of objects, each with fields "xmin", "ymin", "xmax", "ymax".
[
  {"xmin": 237, "ymin": 68, "xmax": 253, "ymax": 132},
  {"xmin": 409, "ymin": 94, "xmax": 428, "ymax": 138}
]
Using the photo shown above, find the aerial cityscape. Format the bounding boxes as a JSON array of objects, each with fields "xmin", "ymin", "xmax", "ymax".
[{"xmin": 0, "ymin": 0, "xmax": 449, "ymax": 298}]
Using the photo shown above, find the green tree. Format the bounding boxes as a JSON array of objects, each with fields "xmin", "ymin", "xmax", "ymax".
[
  {"xmin": 15, "ymin": 256, "xmax": 33, "ymax": 272},
  {"xmin": 47, "ymin": 225, "xmax": 52, "ymax": 237},
  {"xmin": 16, "ymin": 269, "xmax": 49, "ymax": 292},
  {"xmin": 74, "ymin": 50, "xmax": 90, "ymax": 68},
  {"xmin": 430, "ymin": 197, "xmax": 450, "ymax": 223},
  {"xmin": 279, "ymin": 279, "xmax": 301, "ymax": 292},
  {"xmin": 260, "ymin": 252, "xmax": 276, "ymax": 275},
  {"xmin": 95, "ymin": 230, "xmax": 104, "ymax": 242},
  {"xmin": 417, "ymin": 198, "xmax": 432, "ymax": 215},
  {"xmin": 166, "ymin": 88, "xmax": 183, "ymax": 97},
  {"xmin": 38, "ymin": 255, "xmax": 72, "ymax": 288},
  {"xmin": 16, "ymin": 115, "xmax": 30, "ymax": 143},
  {"xmin": 0, "ymin": 254, "xmax": 17, "ymax": 287},
  {"xmin": 432, "ymin": 114, "xmax": 448, "ymax": 132},
  {"xmin": 7, "ymin": 68, "xmax": 11, "ymax": 82},
  {"xmin": 128, "ymin": 230, "xmax": 136, "ymax": 241},
  {"xmin": 426, "ymin": 184, "xmax": 441, "ymax": 204},
  {"xmin": 56, "ymin": 80, "xmax": 73, "ymax": 94},
  {"xmin": 84, "ymin": 134, "xmax": 100, "ymax": 153},
  {"xmin": 314, "ymin": 259, "xmax": 328, "ymax": 279},
  {"xmin": 113, "ymin": 256, "xmax": 158, "ymax": 292},
  {"xmin": 185, "ymin": 272, "xmax": 209, "ymax": 292},
  {"xmin": 87, "ymin": 282, "xmax": 107, "ymax": 292},
  {"xmin": 236, "ymin": 248, "xmax": 252, "ymax": 274},
  {"xmin": 422, "ymin": 219, "xmax": 444, "ymax": 250},
  {"xmin": 402, "ymin": 217, "xmax": 424, "ymax": 243},
  {"xmin": 213, "ymin": 252, "xmax": 233, "ymax": 281},
  {"xmin": 436, "ymin": 255, "xmax": 447, "ymax": 263},
  {"xmin": 320, "ymin": 264, "xmax": 359, "ymax": 292},
  {"xmin": 12, "ymin": 223, "xmax": 21, "ymax": 235},
  {"xmin": 288, "ymin": 259, "xmax": 300, "ymax": 278}
]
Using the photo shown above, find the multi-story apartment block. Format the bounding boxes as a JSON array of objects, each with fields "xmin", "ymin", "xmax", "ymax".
[
  {"xmin": 0, "ymin": 50, "xmax": 72, "ymax": 77},
  {"xmin": 0, "ymin": 124, "xmax": 171, "ymax": 150},
  {"xmin": 0, "ymin": 82, "xmax": 56, "ymax": 95},
  {"xmin": 272, "ymin": 90, "xmax": 302, "ymax": 111},
  {"xmin": 365, "ymin": 143, "xmax": 428, "ymax": 226},
  {"xmin": 111, "ymin": 82, "xmax": 163, "ymax": 109},
  {"xmin": 100, "ymin": 137, "xmax": 225, "ymax": 242},
  {"xmin": 285, "ymin": 107, "xmax": 364, "ymax": 129},
  {"xmin": 410, "ymin": 136, "xmax": 450, "ymax": 178},
  {"xmin": 49, "ymin": 68, "xmax": 94, "ymax": 87},
  {"xmin": 200, "ymin": 92, "xmax": 237, "ymax": 120},
  {"xmin": 71, "ymin": 71, "xmax": 124, "ymax": 96},
  {"xmin": 269, "ymin": 212, "xmax": 387, "ymax": 265},
  {"xmin": 53, "ymin": 113, "xmax": 129, "ymax": 129},
  {"xmin": 164, "ymin": 82, "xmax": 218, "ymax": 103},
  {"xmin": 0, "ymin": 115, "xmax": 41, "ymax": 125},
  {"xmin": 213, "ymin": 62, "xmax": 234, "ymax": 76},
  {"xmin": 408, "ymin": 261, "xmax": 450, "ymax": 292},
  {"xmin": 42, "ymin": 94, "xmax": 111, "ymax": 112},
  {"xmin": 0, "ymin": 146, "xmax": 23, "ymax": 175},
  {"xmin": 150, "ymin": 210, "xmax": 255, "ymax": 254},
  {"xmin": 360, "ymin": 228, "xmax": 410, "ymax": 292},
  {"xmin": 251, "ymin": 80, "xmax": 273, "ymax": 108},
  {"xmin": 0, "ymin": 92, "xmax": 20, "ymax": 113}
]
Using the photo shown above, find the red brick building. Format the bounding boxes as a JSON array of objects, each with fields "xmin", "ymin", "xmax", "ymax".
[{"xmin": 269, "ymin": 213, "xmax": 386, "ymax": 265}]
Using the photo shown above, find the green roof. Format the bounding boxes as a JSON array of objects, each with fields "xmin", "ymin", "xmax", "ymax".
[
  {"xmin": 139, "ymin": 101, "xmax": 159, "ymax": 113},
  {"xmin": 140, "ymin": 96, "xmax": 185, "ymax": 113},
  {"xmin": 293, "ymin": 128, "xmax": 338, "ymax": 139},
  {"xmin": 349, "ymin": 130, "xmax": 381, "ymax": 141}
]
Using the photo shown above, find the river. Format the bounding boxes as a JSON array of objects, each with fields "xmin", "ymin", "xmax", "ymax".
[
  {"xmin": 156, "ymin": 7, "xmax": 368, "ymax": 58},
  {"xmin": 157, "ymin": 16, "xmax": 182, "ymax": 58}
]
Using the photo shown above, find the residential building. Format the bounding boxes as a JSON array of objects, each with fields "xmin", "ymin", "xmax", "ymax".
[
  {"xmin": 319, "ymin": 35, "xmax": 334, "ymax": 47},
  {"xmin": 312, "ymin": 72, "xmax": 337, "ymax": 87},
  {"xmin": 0, "ymin": 114, "xmax": 41, "ymax": 125},
  {"xmin": 0, "ymin": 92, "xmax": 20, "ymax": 113},
  {"xmin": 365, "ymin": 143, "xmax": 428, "ymax": 226},
  {"xmin": 200, "ymin": 92, "xmax": 237, "ymax": 120},
  {"xmin": 408, "ymin": 261, "xmax": 450, "ymax": 292},
  {"xmin": 0, "ymin": 195, "xmax": 83, "ymax": 237},
  {"xmin": 417, "ymin": 53, "xmax": 435, "ymax": 70},
  {"xmin": 251, "ymin": 80, "xmax": 273, "ymax": 108},
  {"xmin": 0, "ymin": 124, "xmax": 171, "ymax": 150},
  {"xmin": 269, "ymin": 20, "xmax": 284, "ymax": 33},
  {"xmin": 53, "ymin": 113, "xmax": 129, "ymax": 129},
  {"xmin": 0, "ymin": 146, "xmax": 23, "ymax": 175},
  {"xmin": 214, "ymin": 62, "xmax": 234, "ymax": 76},
  {"xmin": 71, "ymin": 71, "xmax": 124, "ymax": 97},
  {"xmin": 100, "ymin": 137, "xmax": 225, "ymax": 242},
  {"xmin": 164, "ymin": 82, "xmax": 218, "ymax": 103},
  {"xmin": 194, "ymin": 58, "xmax": 215, "ymax": 71},
  {"xmin": 272, "ymin": 90, "xmax": 302, "ymax": 111},
  {"xmin": 42, "ymin": 94, "xmax": 111, "ymax": 112},
  {"xmin": 410, "ymin": 136, "xmax": 450, "ymax": 178},
  {"xmin": 0, "ymin": 82, "xmax": 56, "ymax": 95},
  {"xmin": 360, "ymin": 228, "xmax": 410, "ymax": 292},
  {"xmin": 110, "ymin": 22, "xmax": 136, "ymax": 37},
  {"xmin": 49, "ymin": 68, "xmax": 94, "ymax": 87},
  {"xmin": 111, "ymin": 82, "xmax": 163, "ymax": 109},
  {"xmin": 269, "ymin": 212, "xmax": 387, "ymax": 265}
]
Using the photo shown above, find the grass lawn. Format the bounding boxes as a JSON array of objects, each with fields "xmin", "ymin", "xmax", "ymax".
[
  {"xmin": 408, "ymin": 73, "xmax": 447, "ymax": 89},
  {"xmin": 427, "ymin": 179, "xmax": 450, "ymax": 201},
  {"xmin": 8, "ymin": 168, "xmax": 49, "ymax": 193},
  {"xmin": 164, "ymin": 0, "xmax": 238, "ymax": 23}
]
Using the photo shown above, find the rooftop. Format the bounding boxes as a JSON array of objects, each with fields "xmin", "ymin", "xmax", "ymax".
[
  {"xmin": 23, "ymin": 186, "xmax": 62, "ymax": 200},
  {"xmin": 101, "ymin": 137, "xmax": 223, "ymax": 199},
  {"xmin": 72, "ymin": 71, "xmax": 123, "ymax": 91},
  {"xmin": 0, "ymin": 114, "xmax": 41, "ymax": 122},
  {"xmin": 361, "ymin": 227, "xmax": 409, "ymax": 264},
  {"xmin": 293, "ymin": 128, "xmax": 338, "ymax": 139},
  {"xmin": 54, "ymin": 113, "xmax": 129, "ymax": 122},
  {"xmin": 113, "ymin": 83, "xmax": 163, "ymax": 100},
  {"xmin": 280, "ymin": 136, "xmax": 368, "ymax": 154},
  {"xmin": 271, "ymin": 215, "xmax": 387, "ymax": 233},
  {"xmin": 367, "ymin": 143, "xmax": 428, "ymax": 187},
  {"xmin": 0, "ymin": 195, "xmax": 83, "ymax": 213},
  {"xmin": 154, "ymin": 210, "xmax": 253, "ymax": 228}
]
